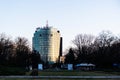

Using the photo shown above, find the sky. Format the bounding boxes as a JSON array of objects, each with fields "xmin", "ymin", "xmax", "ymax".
[{"xmin": 0, "ymin": 0, "xmax": 120, "ymax": 51}]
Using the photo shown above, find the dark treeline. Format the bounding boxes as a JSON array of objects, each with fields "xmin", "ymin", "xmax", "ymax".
[
  {"xmin": 1, "ymin": 30, "xmax": 120, "ymax": 74},
  {"xmin": 0, "ymin": 33, "xmax": 41, "ymax": 75},
  {"xmin": 65, "ymin": 31, "xmax": 120, "ymax": 68}
]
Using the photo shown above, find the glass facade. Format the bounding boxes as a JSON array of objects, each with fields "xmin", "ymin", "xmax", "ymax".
[{"xmin": 33, "ymin": 27, "xmax": 61, "ymax": 64}]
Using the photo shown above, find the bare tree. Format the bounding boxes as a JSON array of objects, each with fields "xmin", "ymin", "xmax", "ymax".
[
  {"xmin": 94, "ymin": 30, "xmax": 115, "ymax": 47},
  {"xmin": 0, "ymin": 34, "xmax": 33, "ymax": 74},
  {"xmin": 15, "ymin": 37, "xmax": 31, "ymax": 67},
  {"xmin": 0, "ymin": 34, "xmax": 14, "ymax": 63},
  {"xmin": 92, "ymin": 31, "xmax": 117, "ymax": 67},
  {"xmin": 72, "ymin": 34, "xmax": 95, "ymax": 63},
  {"xmin": 72, "ymin": 34, "xmax": 94, "ymax": 54},
  {"xmin": 15, "ymin": 37, "xmax": 29, "ymax": 47}
]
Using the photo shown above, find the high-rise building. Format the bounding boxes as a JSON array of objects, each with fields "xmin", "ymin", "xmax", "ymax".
[{"xmin": 32, "ymin": 24, "xmax": 62, "ymax": 64}]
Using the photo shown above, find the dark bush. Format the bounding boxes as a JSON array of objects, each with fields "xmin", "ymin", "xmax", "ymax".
[
  {"xmin": 0, "ymin": 66, "xmax": 26, "ymax": 75},
  {"xmin": 30, "ymin": 69, "xmax": 38, "ymax": 76}
]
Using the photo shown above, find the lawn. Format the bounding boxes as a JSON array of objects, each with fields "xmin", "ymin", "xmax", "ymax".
[
  {"xmin": 27, "ymin": 69, "xmax": 120, "ymax": 76},
  {"xmin": 0, "ymin": 70, "xmax": 120, "ymax": 80},
  {"xmin": 38, "ymin": 71, "xmax": 112, "ymax": 76}
]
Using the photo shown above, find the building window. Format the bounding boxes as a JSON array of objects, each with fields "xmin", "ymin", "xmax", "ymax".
[
  {"xmin": 48, "ymin": 57, "xmax": 51, "ymax": 61},
  {"xmin": 57, "ymin": 30, "xmax": 60, "ymax": 33},
  {"xmin": 51, "ymin": 34, "xmax": 53, "ymax": 36},
  {"xmin": 40, "ymin": 34, "xmax": 42, "ymax": 37}
]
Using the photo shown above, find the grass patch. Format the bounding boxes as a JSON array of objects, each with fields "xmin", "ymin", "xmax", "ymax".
[
  {"xmin": 26, "ymin": 69, "xmax": 120, "ymax": 76},
  {"xmin": 0, "ymin": 66, "xmax": 26, "ymax": 75},
  {"xmin": 38, "ymin": 70, "xmax": 120, "ymax": 76},
  {"xmin": 1, "ymin": 69, "xmax": 120, "ymax": 80}
]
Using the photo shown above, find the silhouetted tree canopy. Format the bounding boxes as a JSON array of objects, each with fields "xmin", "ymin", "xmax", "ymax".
[
  {"xmin": 0, "ymin": 34, "xmax": 34, "ymax": 70},
  {"xmin": 15, "ymin": 37, "xmax": 31, "ymax": 68},
  {"xmin": 64, "ymin": 48, "xmax": 75, "ymax": 64},
  {"xmin": 31, "ymin": 50, "xmax": 42, "ymax": 69},
  {"xmin": 65, "ymin": 31, "xmax": 120, "ymax": 68},
  {"xmin": 1, "ymin": 29, "xmax": 120, "ymax": 71}
]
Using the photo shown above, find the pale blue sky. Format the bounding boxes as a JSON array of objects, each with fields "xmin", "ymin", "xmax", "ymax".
[{"xmin": 0, "ymin": 0, "xmax": 120, "ymax": 51}]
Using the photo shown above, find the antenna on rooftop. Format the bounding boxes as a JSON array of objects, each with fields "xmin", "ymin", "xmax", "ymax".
[{"xmin": 46, "ymin": 20, "xmax": 48, "ymax": 27}]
